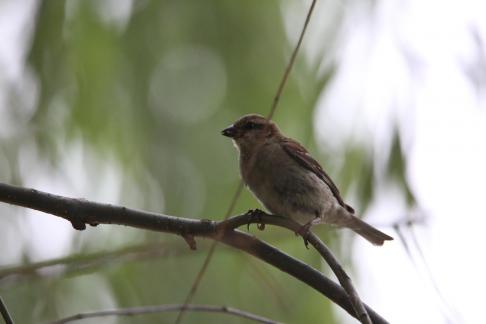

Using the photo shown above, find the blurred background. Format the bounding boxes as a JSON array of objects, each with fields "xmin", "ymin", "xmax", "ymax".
[{"xmin": 0, "ymin": 0, "xmax": 485, "ymax": 323}]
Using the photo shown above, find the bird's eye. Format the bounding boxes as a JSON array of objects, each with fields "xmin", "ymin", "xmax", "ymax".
[{"xmin": 243, "ymin": 122, "xmax": 262, "ymax": 130}]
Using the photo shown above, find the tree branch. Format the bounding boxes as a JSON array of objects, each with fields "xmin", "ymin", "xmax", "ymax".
[
  {"xmin": 0, "ymin": 296, "xmax": 14, "ymax": 324},
  {"xmin": 0, "ymin": 182, "xmax": 388, "ymax": 324},
  {"xmin": 224, "ymin": 213, "xmax": 372, "ymax": 324},
  {"xmin": 48, "ymin": 304, "xmax": 280, "ymax": 324}
]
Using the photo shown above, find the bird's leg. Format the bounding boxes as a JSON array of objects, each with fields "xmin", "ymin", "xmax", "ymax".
[{"xmin": 246, "ymin": 209, "xmax": 266, "ymax": 231}]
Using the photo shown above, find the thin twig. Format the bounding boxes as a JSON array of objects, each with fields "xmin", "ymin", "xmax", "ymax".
[
  {"xmin": 393, "ymin": 224, "xmax": 416, "ymax": 267},
  {"xmin": 394, "ymin": 221, "xmax": 455, "ymax": 323},
  {"xmin": 177, "ymin": 0, "xmax": 318, "ymax": 321},
  {"xmin": 0, "ymin": 242, "xmax": 187, "ymax": 285},
  {"xmin": 0, "ymin": 296, "xmax": 14, "ymax": 324},
  {"xmin": 47, "ymin": 304, "xmax": 280, "ymax": 324},
  {"xmin": 174, "ymin": 181, "xmax": 244, "ymax": 324},
  {"xmin": 267, "ymin": 0, "xmax": 317, "ymax": 120},
  {"xmin": 407, "ymin": 225, "xmax": 456, "ymax": 323},
  {"xmin": 246, "ymin": 257, "xmax": 290, "ymax": 314},
  {"xmin": 306, "ymin": 234, "xmax": 372, "ymax": 324}
]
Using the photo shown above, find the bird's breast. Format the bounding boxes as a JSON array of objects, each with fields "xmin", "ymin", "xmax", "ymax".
[{"xmin": 239, "ymin": 144, "xmax": 335, "ymax": 223}]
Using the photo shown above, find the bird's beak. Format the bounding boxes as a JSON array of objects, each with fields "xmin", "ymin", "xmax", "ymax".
[{"xmin": 221, "ymin": 125, "xmax": 237, "ymax": 138}]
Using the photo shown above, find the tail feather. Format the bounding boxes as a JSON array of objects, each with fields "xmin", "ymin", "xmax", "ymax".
[{"xmin": 345, "ymin": 215, "xmax": 393, "ymax": 246}]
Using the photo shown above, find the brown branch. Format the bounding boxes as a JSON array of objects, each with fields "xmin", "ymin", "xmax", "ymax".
[
  {"xmin": 0, "ymin": 182, "xmax": 388, "ymax": 324},
  {"xmin": 48, "ymin": 304, "xmax": 280, "ymax": 324},
  {"xmin": 0, "ymin": 296, "xmax": 14, "ymax": 324},
  {"xmin": 224, "ymin": 213, "xmax": 372, "ymax": 324},
  {"xmin": 307, "ymin": 234, "xmax": 372, "ymax": 324}
]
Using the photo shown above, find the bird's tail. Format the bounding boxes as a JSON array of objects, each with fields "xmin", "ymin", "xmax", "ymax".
[{"xmin": 343, "ymin": 215, "xmax": 393, "ymax": 246}]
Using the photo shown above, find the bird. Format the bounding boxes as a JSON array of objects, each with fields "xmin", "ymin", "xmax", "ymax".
[{"xmin": 221, "ymin": 114, "xmax": 393, "ymax": 246}]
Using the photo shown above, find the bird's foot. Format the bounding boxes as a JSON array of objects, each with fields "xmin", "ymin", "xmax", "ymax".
[
  {"xmin": 246, "ymin": 209, "xmax": 266, "ymax": 231},
  {"xmin": 295, "ymin": 223, "xmax": 312, "ymax": 249}
]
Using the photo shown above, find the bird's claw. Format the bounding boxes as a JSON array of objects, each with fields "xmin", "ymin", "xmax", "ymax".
[
  {"xmin": 302, "ymin": 236, "xmax": 310, "ymax": 249},
  {"xmin": 295, "ymin": 223, "xmax": 312, "ymax": 249},
  {"xmin": 246, "ymin": 209, "xmax": 266, "ymax": 231}
]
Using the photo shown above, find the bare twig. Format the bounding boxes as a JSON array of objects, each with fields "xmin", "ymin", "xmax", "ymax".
[
  {"xmin": 224, "ymin": 213, "xmax": 372, "ymax": 324},
  {"xmin": 175, "ymin": 182, "xmax": 244, "ymax": 324},
  {"xmin": 0, "ymin": 242, "xmax": 187, "ymax": 285},
  {"xmin": 0, "ymin": 182, "xmax": 388, "ymax": 323},
  {"xmin": 306, "ymin": 234, "xmax": 372, "ymax": 324},
  {"xmin": 246, "ymin": 257, "xmax": 290, "ymax": 314},
  {"xmin": 400, "ymin": 223, "xmax": 456, "ymax": 323},
  {"xmin": 47, "ymin": 304, "xmax": 280, "ymax": 324},
  {"xmin": 267, "ymin": 0, "xmax": 317, "ymax": 120},
  {"xmin": 393, "ymin": 224, "xmax": 416, "ymax": 267},
  {"xmin": 0, "ymin": 296, "xmax": 14, "ymax": 324}
]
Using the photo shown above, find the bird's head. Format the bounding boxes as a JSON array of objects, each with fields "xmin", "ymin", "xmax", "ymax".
[{"xmin": 221, "ymin": 114, "xmax": 280, "ymax": 151}]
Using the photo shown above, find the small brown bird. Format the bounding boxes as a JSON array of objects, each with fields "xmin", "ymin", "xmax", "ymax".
[{"xmin": 222, "ymin": 114, "xmax": 393, "ymax": 245}]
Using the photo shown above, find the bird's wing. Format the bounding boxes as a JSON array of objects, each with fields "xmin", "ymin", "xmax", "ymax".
[{"xmin": 281, "ymin": 138, "xmax": 355, "ymax": 214}]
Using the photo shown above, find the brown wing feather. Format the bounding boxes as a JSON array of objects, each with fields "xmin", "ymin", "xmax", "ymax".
[{"xmin": 281, "ymin": 138, "xmax": 355, "ymax": 214}]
